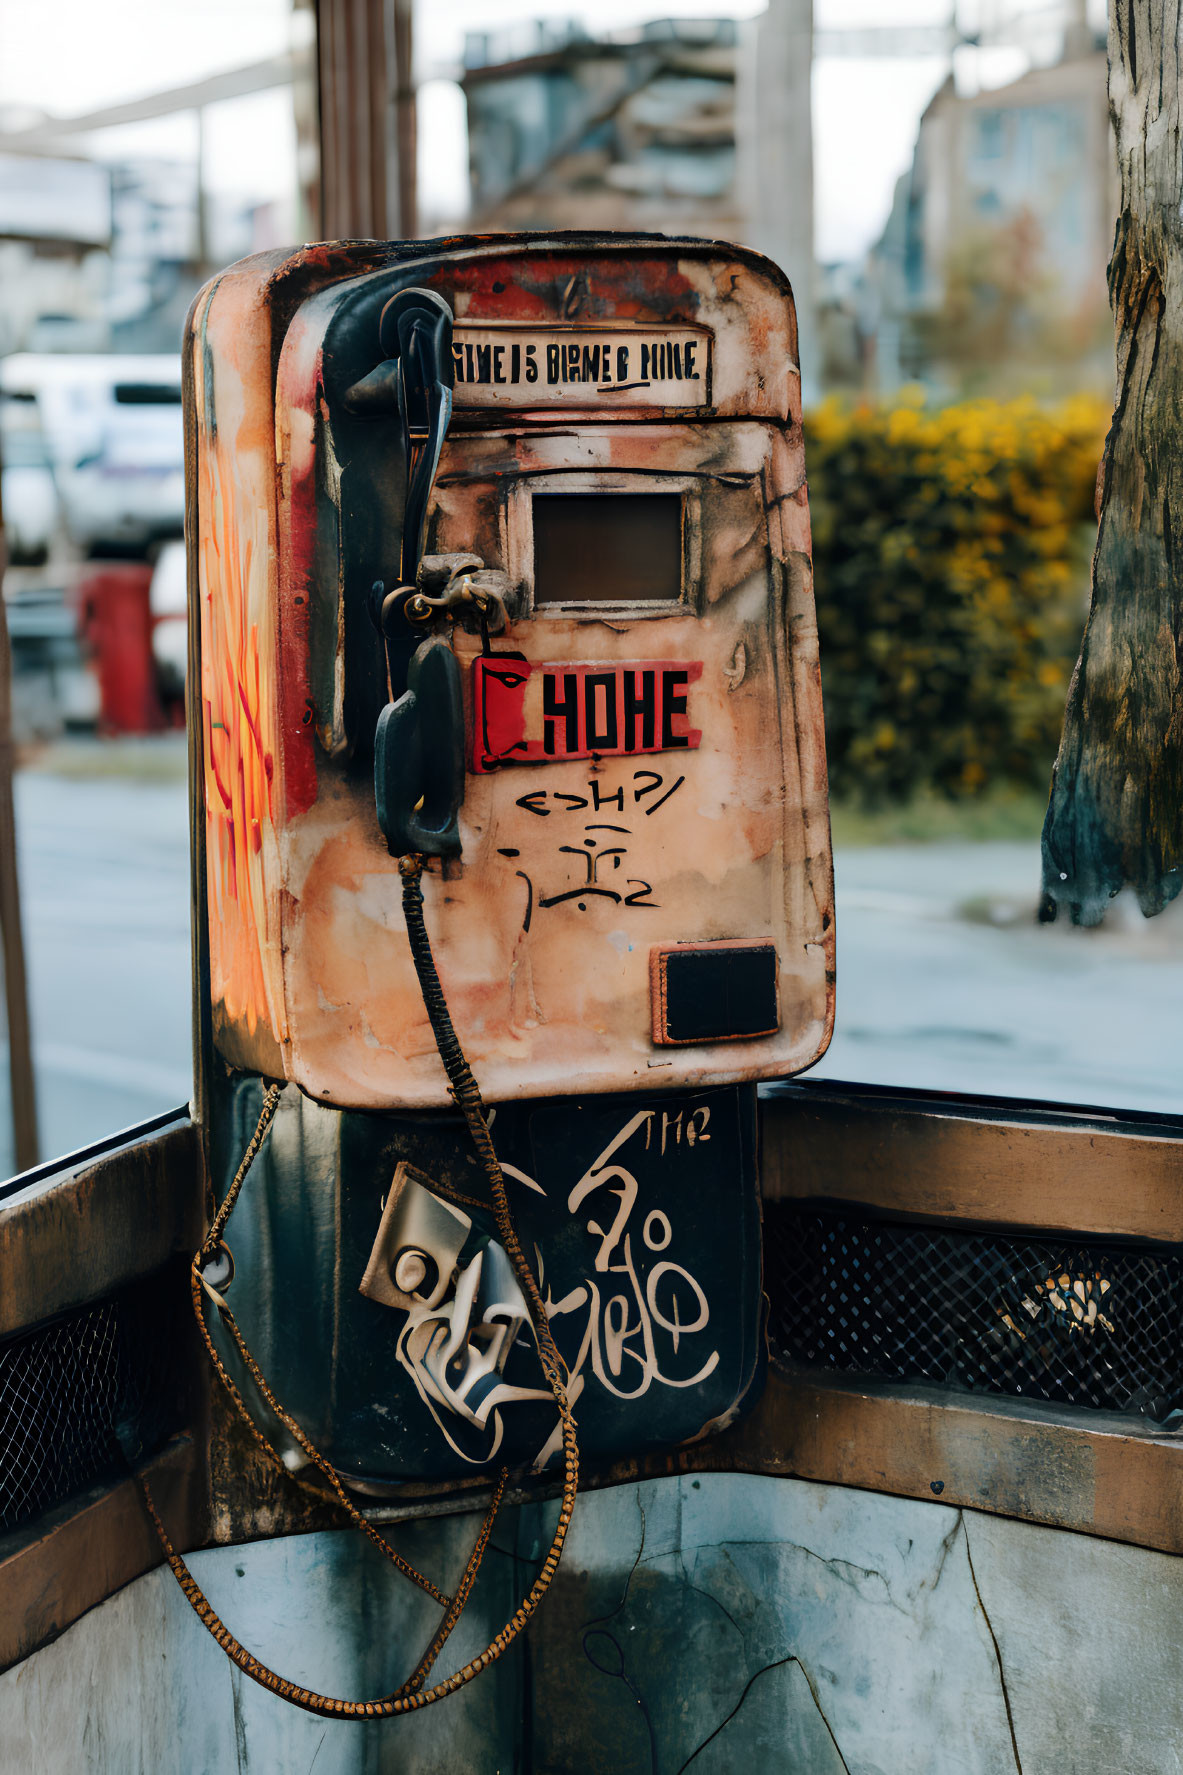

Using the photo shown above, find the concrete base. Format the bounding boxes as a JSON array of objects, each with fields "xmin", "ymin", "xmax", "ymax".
[{"xmin": 4, "ymin": 1474, "xmax": 1181, "ymax": 1772}]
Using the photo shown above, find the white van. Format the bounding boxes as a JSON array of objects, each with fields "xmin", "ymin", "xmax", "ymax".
[{"xmin": 0, "ymin": 354, "xmax": 184, "ymax": 554}]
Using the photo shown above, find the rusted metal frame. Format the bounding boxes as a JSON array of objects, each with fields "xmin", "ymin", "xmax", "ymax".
[
  {"xmin": 714, "ymin": 1364, "xmax": 1183, "ymax": 1560},
  {"xmin": 0, "ymin": 1108, "xmax": 208, "ymax": 1666},
  {"xmin": 0, "ymin": 1115, "xmax": 201, "ymax": 1338},
  {"xmin": 202, "ymin": 1358, "xmax": 1183, "ymax": 1566},
  {"xmin": 760, "ymin": 1079, "xmax": 1183, "ymax": 1244},
  {"xmin": 185, "ymin": 1083, "xmax": 1183, "ymax": 1558},
  {"xmin": 0, "ymin": 1436, "xmax": 204, "ymax": 1674}
]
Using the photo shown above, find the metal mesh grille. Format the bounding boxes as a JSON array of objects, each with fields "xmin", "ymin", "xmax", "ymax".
[
  {"xmin": 0, "ymin": 1272, "xmax": 186, "ymax": 1533},
  {"xmin": 765, "ymin": 1204, "xmax": 1183, "ymax": 1425}
]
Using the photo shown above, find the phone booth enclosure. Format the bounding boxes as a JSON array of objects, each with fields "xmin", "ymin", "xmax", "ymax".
[{"xmin": 190, "ymin": 235, "xmax": 834, "ymax": 1114}]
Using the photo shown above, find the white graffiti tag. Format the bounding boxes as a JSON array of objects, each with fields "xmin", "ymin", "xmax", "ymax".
[
  {"xmin": 364, "ymin": 1109, "xmax": 720, "ymax": 1469},
  {"xmin": 530, "ymin": 1109, "xmax": 719, "ymax": 1468}
]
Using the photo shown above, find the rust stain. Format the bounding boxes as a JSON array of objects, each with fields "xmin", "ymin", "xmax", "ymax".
[{"xmin": 439, "ymin": 251, "xmax": 701, "ymax": 325}]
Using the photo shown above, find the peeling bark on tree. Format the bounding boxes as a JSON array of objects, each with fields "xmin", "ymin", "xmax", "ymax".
[{"xmin": 1042, "ymin": 0, "xmax": 1183, "ymax": 924}]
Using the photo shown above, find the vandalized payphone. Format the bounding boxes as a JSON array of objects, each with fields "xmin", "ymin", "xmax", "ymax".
[{"xmin": 158, "ymin": 235, "xmax": 833, "ymax": 1716}]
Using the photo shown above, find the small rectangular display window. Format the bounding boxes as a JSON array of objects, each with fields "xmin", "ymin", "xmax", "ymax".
[{"xmin": 532, "ymin": 493, "xmax": 683, "ymax": 605}]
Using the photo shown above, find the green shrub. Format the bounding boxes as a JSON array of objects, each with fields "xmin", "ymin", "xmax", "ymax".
[{"xmin": 806, "ymin": 394, "xmax": 1107, "ymax": 803}]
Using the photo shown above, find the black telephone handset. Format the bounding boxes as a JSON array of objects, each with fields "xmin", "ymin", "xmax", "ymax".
[
  {"xmin": 347, "ymin": 288, "xmax": 465, "ymax": 858},
  {"xmin": 374, "ymin": 634, "xmax": 464, "ymax": 856}
]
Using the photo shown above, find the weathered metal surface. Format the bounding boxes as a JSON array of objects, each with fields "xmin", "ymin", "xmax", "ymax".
[
  {"xmin": 5, "ymin": 1081, "xmax": 1177, "ymax": 1681},
  {"xmin": 0, "ymin": 1436, "xmax": 203, "ymax": 1674},
  {"xmin": 8, "ymin": 1474, "xmax": 1183, "ymax": 1773},
  {"xmin": 203, "ymin": 1331, "xmax": 1183, "ymax": 1566},
  {"xmin": 588, "ymin": 1359, "xmax": 1183, "ymax": 1559},
  {"xmin": 525, "ymin": 1473, "xmax": 1183, "ymax": 1775},
  {"xmin": 189, "ymin": 235, "xmax": 833, "ymax": 1109},
  {"xmin": 184, "ymin": 239, "xmax": 401, "ymax": 1086},
  {"xmin": 722, "ymin": 1364, "xmax": 1183, "ymax": 1558},
  {"xmin": 0, "ymin": 1115, "xmax": 201, "ymax": 1337},
  {"xmin": 760, "ymin": 1080, "xmax": 1183, "ymax": 1242}
]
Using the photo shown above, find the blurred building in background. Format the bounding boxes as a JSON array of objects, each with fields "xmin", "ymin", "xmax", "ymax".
[
  {"xmin": 0, "ymin": 1, "xmax": 1116, "ymax": 401},
  {"xmin": 463, "ymin": 18, "xmax": 745, "ymax": 238},
  {"xmin": 0, "ymin": 152, "xmax": 112, "ymax": 357},
  {"xmin": 462, "ymin": 5, "xmax": 816, "ymax": 391},
  {"xmin": 0, "ymin": 149, "xmax": 207, "ymax": 357},
  {"xmin": 458, "ymin": 1, "xmax": 1110, "ymax": 402},
  {"xmin": 854, "ymin": 22, "xmax": 1112, "ymax": 393},
  {"xmin": 107, "ymin": 159, "xmax": 213, "ymax": 353}
]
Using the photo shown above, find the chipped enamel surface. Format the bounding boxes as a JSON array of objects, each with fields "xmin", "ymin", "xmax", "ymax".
[{"xmin": 190, "ymin": 237, "xmax": 834, "ymax": 1109}]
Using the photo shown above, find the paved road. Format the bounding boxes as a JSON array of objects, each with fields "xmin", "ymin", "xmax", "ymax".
[
  {"xmin": 6, "ymin": 751, "xmax": 191, "ymax": 1175},
  {"xmin": 3, "ymin": 754, "xmax": 1182, "ymax": 1177},
  {"xmin": 812, "ymin": 842, "xmax": 1183, "ymax": 1114}
]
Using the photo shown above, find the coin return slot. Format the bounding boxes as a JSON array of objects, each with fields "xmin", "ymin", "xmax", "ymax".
[{"xmin": 650, "ymin": 940, "xmax": 780, "ymax": 1046}]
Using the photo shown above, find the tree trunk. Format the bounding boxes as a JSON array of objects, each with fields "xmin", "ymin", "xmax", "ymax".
[{"xmin": 1042, "ymin": 0, "xmax": 1183, "ymax": 924}]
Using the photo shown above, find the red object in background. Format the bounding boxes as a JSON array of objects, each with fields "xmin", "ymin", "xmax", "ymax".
[{"xmin": 76, "ymin": 563, "xmax": 165, "ymax": 735}]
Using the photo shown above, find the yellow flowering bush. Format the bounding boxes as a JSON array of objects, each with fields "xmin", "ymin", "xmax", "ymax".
[{"xmin": 806, "ymin": 395, "xmax": 1108, "ymax": 802}]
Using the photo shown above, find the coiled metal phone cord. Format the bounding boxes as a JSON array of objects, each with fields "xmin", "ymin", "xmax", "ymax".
[{"xmin": 140, "ymin": 853, "xmax": 580, "ymax": 1719}]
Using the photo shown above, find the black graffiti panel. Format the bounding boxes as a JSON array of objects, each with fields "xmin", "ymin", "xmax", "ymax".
[{"xmin": 329, "ymin": 1085, "xmax": 763, "ymax": 1484}]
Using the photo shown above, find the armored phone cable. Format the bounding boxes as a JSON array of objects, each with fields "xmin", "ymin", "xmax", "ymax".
[
  {"xmin": 139, "ymin": 859, "xmax": 580, "ymax": 1719},
  {"xmin": 396, "ymin": 848, "xmax": 580, "ymax": 1573}
]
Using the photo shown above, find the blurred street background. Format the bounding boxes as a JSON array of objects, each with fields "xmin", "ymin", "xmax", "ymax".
[{"xmin": 2, "ymin": 0, "xmax": 1172, "ymax": 1178}]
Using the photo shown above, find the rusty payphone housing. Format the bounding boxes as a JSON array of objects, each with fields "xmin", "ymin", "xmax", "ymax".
[
  {"xmin": 193, "ymin": 236, "xmax": 833, "ymax": 1112},
  {"xmin": 189, "ymin": 235, "xmax": 833, "ymax": 1492}
]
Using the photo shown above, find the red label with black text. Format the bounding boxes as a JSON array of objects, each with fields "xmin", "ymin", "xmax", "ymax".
[{"xmin": 471, "ymin": 657, "xmax": 703, "ymax": 773}]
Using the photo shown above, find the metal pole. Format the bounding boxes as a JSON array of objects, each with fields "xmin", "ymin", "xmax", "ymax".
[
  {"xmin": 0, "ymin": 491, "xmax": 39, "ymax": 1172},
  {"xmin": 195, "ymin": 105, "xmax": 210, "ymax": 271},
  {"xmin": 316, "ymin": 0, "xmax": 415, "ymax": 240},
  {"xmin": 392, "ymin": 0, "xmax": 416, "ymax": 239}
]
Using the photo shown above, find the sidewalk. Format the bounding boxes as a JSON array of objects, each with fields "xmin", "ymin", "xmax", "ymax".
[
  {"xmin": 4, "ymin": 739, "xmax": 190, "ymax": 1175},
  {"xmin": 813, "ymin": 841, "xmax": 1183, "ymax": 1113}
]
